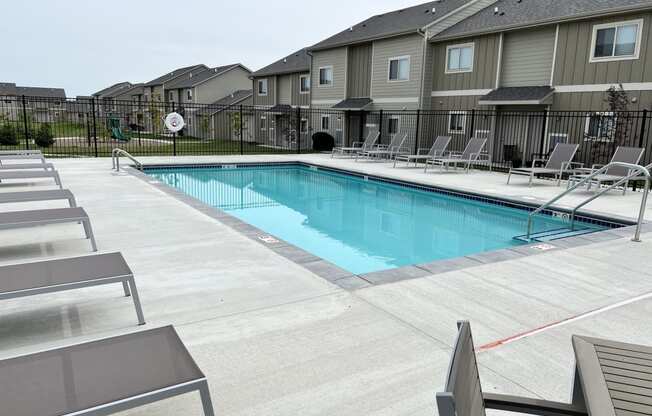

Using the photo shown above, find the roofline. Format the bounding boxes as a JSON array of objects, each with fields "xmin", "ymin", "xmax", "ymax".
[
  {"xmin": 202, "ymin": 92, "xmax": 253, "ymax": 116},
  {"xmin": 143, "ymin": 65, "xmax": 208, "ymax": 87},
  {"xmin": 168, "ymin": 64, "xmax": 252, "ymax": 89},
  {"xmin": 250, "ymin": 68, "xmax": 311, "ymax": 79},
  {"xmin": 422, "ymin": 0, "xmax": 488, "ymax": 32},
  {"xmin": 430, "ymin": 3, "xmax": 652, "ymax": 42},
  {"xmin": 308, "ymin": 29, "xmax": 421, "ymax": 52}
]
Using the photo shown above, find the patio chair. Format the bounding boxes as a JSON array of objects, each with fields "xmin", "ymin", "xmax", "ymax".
[
  {"xmin": 436, "ymin": 321, "xmax": 587, "ymax": 416},
  {"xmin": 0, "ymin": 153, "xmax": 47, "ymax": 164},
  {"xmin": 507, "ymin": 143, "xmax": 580, "ymax": 186},
  {"xmin": 0, "ymin": 207, "xmax": 97, "ymax": 251},
  {"xmin": 0, "ymin": 189, "xmax": 76, "ymax": 207},
  {"xmin": 0, "ymin": 170, "xmax": 62, "ymax": 188},
  {"xmin": 0, "ymin": 162, "xmax": 55, "ymax": 171},
  {"xmin": 0, "ymin": 326, "xmax": 215, "ymax": 416},
  {"xmin": 567, "ymin": 146, "xmax": 645, "ymax": 194},
  {"xmin": 331, "ymin": 129, "xmax": 380, "ymax": 158},
  {"xmin": 393, "ymin": 136, "xmax": 451, "ymax": 168},
  {"xmin": 0, "ymin": 252, "xmax": 145, "ymax": 325},
  {"xmin": 424, "ymin": 137, "xmax": 489, "ymax": 173},
  {"xmin": 356, "ymin": 132, "xmax": 409, "ymax": 161}
]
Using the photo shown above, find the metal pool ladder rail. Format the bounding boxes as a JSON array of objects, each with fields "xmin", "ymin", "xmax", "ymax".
[
  {"xmin": 112, "ymin": 149, "xmax": 143, "ymax": 172},
  {"xmin": 525, "ymin": 162, "xmax": 650, "ymax": 243}
]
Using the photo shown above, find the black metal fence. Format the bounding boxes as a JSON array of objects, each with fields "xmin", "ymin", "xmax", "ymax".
[{"xmin": 1, "ymin": 95, "xmax": 651, "ymax": 170}]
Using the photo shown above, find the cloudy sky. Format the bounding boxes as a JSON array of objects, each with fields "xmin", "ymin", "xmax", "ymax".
[{"xmin": 2, "ymin": 0, "xmax": 425, "ymax": 97}]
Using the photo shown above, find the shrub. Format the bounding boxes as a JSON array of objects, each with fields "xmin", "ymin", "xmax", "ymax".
[
  {"xmin": 34, "ymin": 123, "xmax": 55, "ymax": 147},
  {"xmin": 0, "ymin": 124, "xmax": 18, "ymax": 146}
]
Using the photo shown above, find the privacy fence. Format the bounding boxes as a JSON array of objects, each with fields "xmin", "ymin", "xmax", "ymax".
[{"xmin": 1, "ymin": 95, "xmax": 651, "ymax": 170}]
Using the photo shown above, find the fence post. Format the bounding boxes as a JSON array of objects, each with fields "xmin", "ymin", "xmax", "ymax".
[
  {"xmin": 91, "ymin": 98, "xmax": 98, "ymax": 157},
  {"xmin": 21, "ymin": 95, "xmax": 29, "ymax": 150},
  {"xmin": 639, "ymin": 109, "xmax": 648, "ymax": 148},
  {"xmin": 538, "ymin": 108, "xmax": 548, "ymax": 158},
  {"xmin": 468, "ymin": 108, "xmax": 476, "ymax": 140},
  {"xmin": 296, "ymin": 106, "xmax": 302, "ymax": 154},
  {"xmin": 378, "ymin": 109, "xmax": 384, "ymax": 145},
  {"xmin": 239, "ymin": 105, "xmax": 244, "ymax": 155},
  {"xmin": 414, "ymin": 109, "xmax": 421, "ymax": 154}
]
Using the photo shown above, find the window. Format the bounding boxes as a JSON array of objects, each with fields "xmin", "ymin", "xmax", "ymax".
[
  {"xmin": 260, "ymin": 115, "xmax": 267, "ymax": 130},
  {"xmin": 168, "ymin": 91, "xmax": 174, "ymax": 102},
  {"xmin": 388, "ymin": 56, "xmax": 410, "ymax": 81},
  {"xmin": 388, "ymin": 116, "xmax": 400, "ymax": 135},
  {"xmin": 446, "ymin": 43, "xmax": 474, "ymax": 73},
  {"xmin": 319, "ymin": 67, "xmax": 333, "ymax": 86},
  {"xmin": 186, "ymin": 89, "xmax": 192, "ymax": 100},
  {"xmin": 547, "ymin": 133, "xmax": 569, "ymax": 153},
  {"xmin": 300, "ymin": 118, "xmax": 308, "ymax": 133},
  {"xmin": 591, "ymin": 20, "xmax": 643, "ymax": 62},
  {"xmin": 448, "ymin": 111, "xmax": 467, "ymax": 134},
  {"xmin": 585, "ymin": 112, "xmax": 616, "ymax": 142},
  {"xmin": 321, "ymin": 114, "xmax": 330, "ymax": 130},
  {"xmin": 300, "ymin": 75, "xmax": 310, "ymax": 93},
  {"xmin": 258, "ymin": 79, "xmax": 268, "ymax": 96}
]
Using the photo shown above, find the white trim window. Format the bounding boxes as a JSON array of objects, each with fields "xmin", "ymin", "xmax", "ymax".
[
  {"xmin": 319, "ymin": 66, "xmax": 333, "ymax": 86},
  {"xmin": 448, "ymin": 111, "xmax": 467, "ymax": 134},
  {"xmin": 446, "ymin": 43, "xmax": 474, "ymax": 73},
  {"xmin": 257, "ymin": 79, "xmax": 268, "ymax": 96},
  {"xmin": 321, "ymin": 114, "xmax": 330, "ymax": 130},
  {"xmin": 388, "ymin": 56, "xmax": 410, "ymax": 81},
  {"xmin": 260, "ymin": 115, "xmax": 267, "ymax": 130},
  {"xmin": 547, "ymin": 133, "xmax": 569, "ymax": 151},
  {"xmin": 590, "ymin": 19, "xmax": 643, "ymax": 62},
  {"xmin": 474, "ymin": 129, "xmax": 491, "ymax": 138},
  {"xmin": 300, "ymin": 75, "xmax": 310, "ymax": 94},
  {"xmin": 186, "ymin": 89, "xmax": 192, "ymax": 101},
  {"xmin": 388, "ymin": 115, "xmax": 400, "ymax": 135},
  {"xmin": 584, "ymin": 112, "xmax": 616, "ymax": 142}
]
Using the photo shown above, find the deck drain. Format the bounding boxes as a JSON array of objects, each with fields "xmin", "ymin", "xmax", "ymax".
[{"xmin": 258, "ymin": 235, "xmax": 280, "ymax": 244}]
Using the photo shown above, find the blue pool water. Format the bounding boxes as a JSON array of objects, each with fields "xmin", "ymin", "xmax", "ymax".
[{"xmin": 146, "ymin": 165, "xmax": 606, "ymax": 274}]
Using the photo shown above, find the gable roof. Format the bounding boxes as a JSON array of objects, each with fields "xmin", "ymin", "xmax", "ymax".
[
  {"xmin": 16, "ymin": 86, "xmax": 66, "ymax": 98},
  {"xmin": 93, "ymin": 82, "xmax": 132, "ymax": 97},
  {"xmin": 433, "ymin": 0, "xmax": 652, "ymax": 40},
  {"xmin": 143, "ymin": 64, "xmax": 208, "ymax": 87},
  {"xmin": 196, "ymin": 90, "xmax": 253, "ymax": 116},
  {"xmin": 309, "ymin": 0, "xmax": 471, "ymax": 51},
  {"xmin": 165, "ymin": 64, "xmax": 249, "ymax": 89},
  {"xmin": 113, "ymin": 83, "xmax": 145, "ymax": 98},
  {"xmin": 252, "ymin": 48, "xmax": 311, "ymax": 77},
  {"xmin": 0, "ymin": 83, "xmax": 17, "ymax": 96}
]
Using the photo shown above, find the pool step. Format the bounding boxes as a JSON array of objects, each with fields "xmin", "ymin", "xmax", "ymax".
[{"xmin": 513, "ymin": 227, "xmax": 595, "ymax": 243}]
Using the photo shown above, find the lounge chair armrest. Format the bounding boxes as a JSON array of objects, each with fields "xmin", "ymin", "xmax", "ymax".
[
  {"xmin": 351, "ymin": 141, "xmax": 363, "ymax": 148},
  {"xmin": 562, "ymin": 161, "xmax": 584, "ymax": 171},
  {"xmin": 484, "ymin": 393, "xmax": 587, "ymax": 416},
  {"xmin": 532, "ymin": 158, "xmax": 547, "ymax": 168},
  {"xmin": 417, "ymin": 148, "xmax": 431, "ymax": 155},
  {"xmin": 591, "ymin": 163, "xmax": 605, "ymax": 170},
  {"xmin": 446, "ymin": 151, "xmax": 463, "ymax": 158}
]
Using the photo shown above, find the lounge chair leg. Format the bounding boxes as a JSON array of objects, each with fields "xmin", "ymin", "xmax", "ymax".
[
  {"xmin": 529, "ymin": 173, "xmax": 533, "ymax": 187},
  {"xmin": 198, "ymin": 380, "xmax": 216, "ymax": 416},
  {"xmin": 128, "ymin": 276, "xmax": 146, "ymax": 325},
  {"xmin": 82, "ymin": 219, "xmax": 98, "ymax": 252},
  {"xmin": 507, "ymin": 171, "xmax": 512, "ymax": 184},
  {"xmin": 122, "ymin": 281, "xmax": 131, "ymax": 297},
  {"xmin": 54, "ymin": 172, "xmax": 63, "ymax": 189}
]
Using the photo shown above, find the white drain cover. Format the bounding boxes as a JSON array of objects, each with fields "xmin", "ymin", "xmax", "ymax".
[
  {"xmin": 258, "ymin": 235, "xmax": 280, "ymax": 244},
  {"xmin": 531, "ymin": 243, "xmax": 556, "ymax": 251}
]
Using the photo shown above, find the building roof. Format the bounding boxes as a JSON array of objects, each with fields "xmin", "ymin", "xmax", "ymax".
[
  {"xmin": 93, "ymin": 82, "xmax": 132, "ymax": 98},
  {"xmin": 16, "ymin": 86, "xmax": 67, "ymax": 98},
  {"xmin": 196, "ymin": 90, "xmax": 253, "ymax": 116},
  {"xmin": 0, "ymin": 83, "xmax": 17, "ymax": 96},
  {"xmin": 252, "ymin": 48, "xmax": 311, "ymax": 77},
  {"xmin": 143, "ymin": 64, "xmax": 208, "ymax": 87},
  {"xmin": 433, "ymin": 0, "xmax": 652, "ymax": 40},
  {"xmin": 332, "ymin": 97, "xmax": 373, "ymax": 110},
  {"xmin": 478, "ymin": 86, "xmax": 555, "ymax": 105},
  {"xmin": 113, "ymin": 83, "xmax": 145, "ymax": 98},
  {"xmin": 165, "ymin": 64, "xmax": 248, "ymax": 89},
  {"xmin": 309, "ymin": 0, "xmax": 470, "ymax": 51}
]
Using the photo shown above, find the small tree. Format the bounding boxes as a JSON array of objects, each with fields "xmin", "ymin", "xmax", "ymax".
[
  {"xmin": 589, "ymin": 84, "xmax": 634, "ymax": 161},
  {"xmin": 35, "ymin": 123, "xmax": 55, "ymax": 147},
  {"xmin": 230, "ymin": 112, "xmax": 242, "ymax": 141},
  {"xmin": 0, "ymin": 124, "xmax": 18, "ymax": 146},
  {"xmin": 200, "ymin": 114, "xmax": 211, "ymax": 139},
  {"xmin": 605, "ymin": 84, "xmax": 629, "ymax": 113}
]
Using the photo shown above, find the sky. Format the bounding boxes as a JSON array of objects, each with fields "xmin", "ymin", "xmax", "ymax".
[{"xmin": 1, "ymin": 0, "xmax": 426, "ymax": 97}]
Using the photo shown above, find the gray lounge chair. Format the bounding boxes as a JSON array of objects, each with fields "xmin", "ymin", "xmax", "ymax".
[
  {"xmin": 437, "ymin": 321, "xmax": 587, "ymax": 416},
  {"xmin": 0, "ymin": 326, "xmax": 215, "ymax": 416},
  {"xmin": 0, "ymin": 149, "xmax": 43, "ymax": 155},
  {"xmin": 0, "ymin": 162, "xmax": 55, "ymax": 171},
  {"xmin": 332, "ymin": 130, "xmax": 380, "ymax": 158},
  {"xmin": 425, "ymin": 137, "xmax": 489, "ymax": 173},
  {"xmin": 393, "ymin": 136, "xmax": 452, "ymax": 168},
  {"xmin": 568, "ymin": 146, "xmax": 645, "ymax": 194},
  {"xmin": 0, "ymin": 153, "xmax": 47, "ymax": 164},
  {"xmin": 0, "ymin": 207, "xmax": 97, "ymax": 251},
  {"xmin": 507, "ymin": 143, "xmax": 580, "ymax": 186},
  {"xmin": 0, "ymin": 170, "xmax": 62, "ymax": 188},
  {"xmin": 356, "ymin": 132, "xmax": 409, "ymax": 161},
  {"xmin": 0, "ymin": 252, "xmax": 144, "ymax": 325},
  {"xmin": 0, "ymin": 189, "xmax": 76, "ymax": 207}
]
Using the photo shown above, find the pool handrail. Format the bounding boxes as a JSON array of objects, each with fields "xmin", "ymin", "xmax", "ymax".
[
  {"xmin": 526, "ymin": 162, "xmax": 650, "ymax": 242},
  {"xmin": 112, "ymin": 148, "xmax": 142, "ymax": 171}
]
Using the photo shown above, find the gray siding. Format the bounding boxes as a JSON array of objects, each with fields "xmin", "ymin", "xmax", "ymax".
[
  {"xmin": 552, "ymin": 90, "xmax": 652, "ymax": 111},
  {"xmin": 252, "ymin": 76, "xmax": 276, "ymax": 107},
  {"xmin": 194, "ymin": 67, "xmax": 252, "ymax": 104},
  {"xmin": 371, "ymin": 34, "xmax": 424, "ymax": 102},
  {"xmin": 430, "ymin": 95, "xmax": 486, "ymax": 110},
  {"xmin": 347, "ymin": 43, "xmax": 372, "ymax": 98},
  {"xmin": 431, "ymin": 34, "xmax": 500, "ymax": 91},
  {"xmin": 311, "ymin": 47, "xmax": 347, "ymax": 105},
  {"xmin": 553, "ymin": 12, "xmax": 652, "ymax": 86},
  {"xmin": 426, "ymin": 0, "xmax": 498, "ymax": 36},
  {"xmin": 501, "ymin": 27, "xmax": 555, "ymax": 87},
  {"xmin": 290, "ymin": 72, "xmax": 311, "ymax": 107},
  {"xmin": 278, "ymin": 75, "xmax": 291, "ymax": 105},
  {"xmin": 421, "ymin": 38, "xmax": 435, "ymax": 110}
]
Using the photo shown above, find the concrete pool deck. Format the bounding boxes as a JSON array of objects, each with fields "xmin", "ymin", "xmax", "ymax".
[{"xmin": 0, "ymin": 154, "xmax": 651, "ymax": 415}]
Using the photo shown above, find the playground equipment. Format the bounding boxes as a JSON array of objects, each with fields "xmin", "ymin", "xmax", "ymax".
[{"xmin": 108, "ymin": 117, "xmax": 129, "ymax": 142}]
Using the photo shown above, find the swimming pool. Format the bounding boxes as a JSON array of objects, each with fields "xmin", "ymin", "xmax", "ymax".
[{"xmin": 146, "ymin": 164, "xmax": 609, "ymax": 275}]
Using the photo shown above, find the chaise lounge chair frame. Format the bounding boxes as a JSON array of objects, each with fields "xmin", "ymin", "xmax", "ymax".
[
  {"xmin": 394, "ymin": 136, "xmax": 451, "ymax": 168},
  {"xmin": 424, "ymin": 137, "xmax": 490, "ymax": 173},
  {"xmin": 331, "ymin": 130, "xmax": 380, "ymax": 158},
  {"xmin": 568, "ymin": 146, "xmax": 645, "ymax": 194},
  {"xmin": 507, "ymin": 143, "xmax": 580, "ymax": 186}
]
